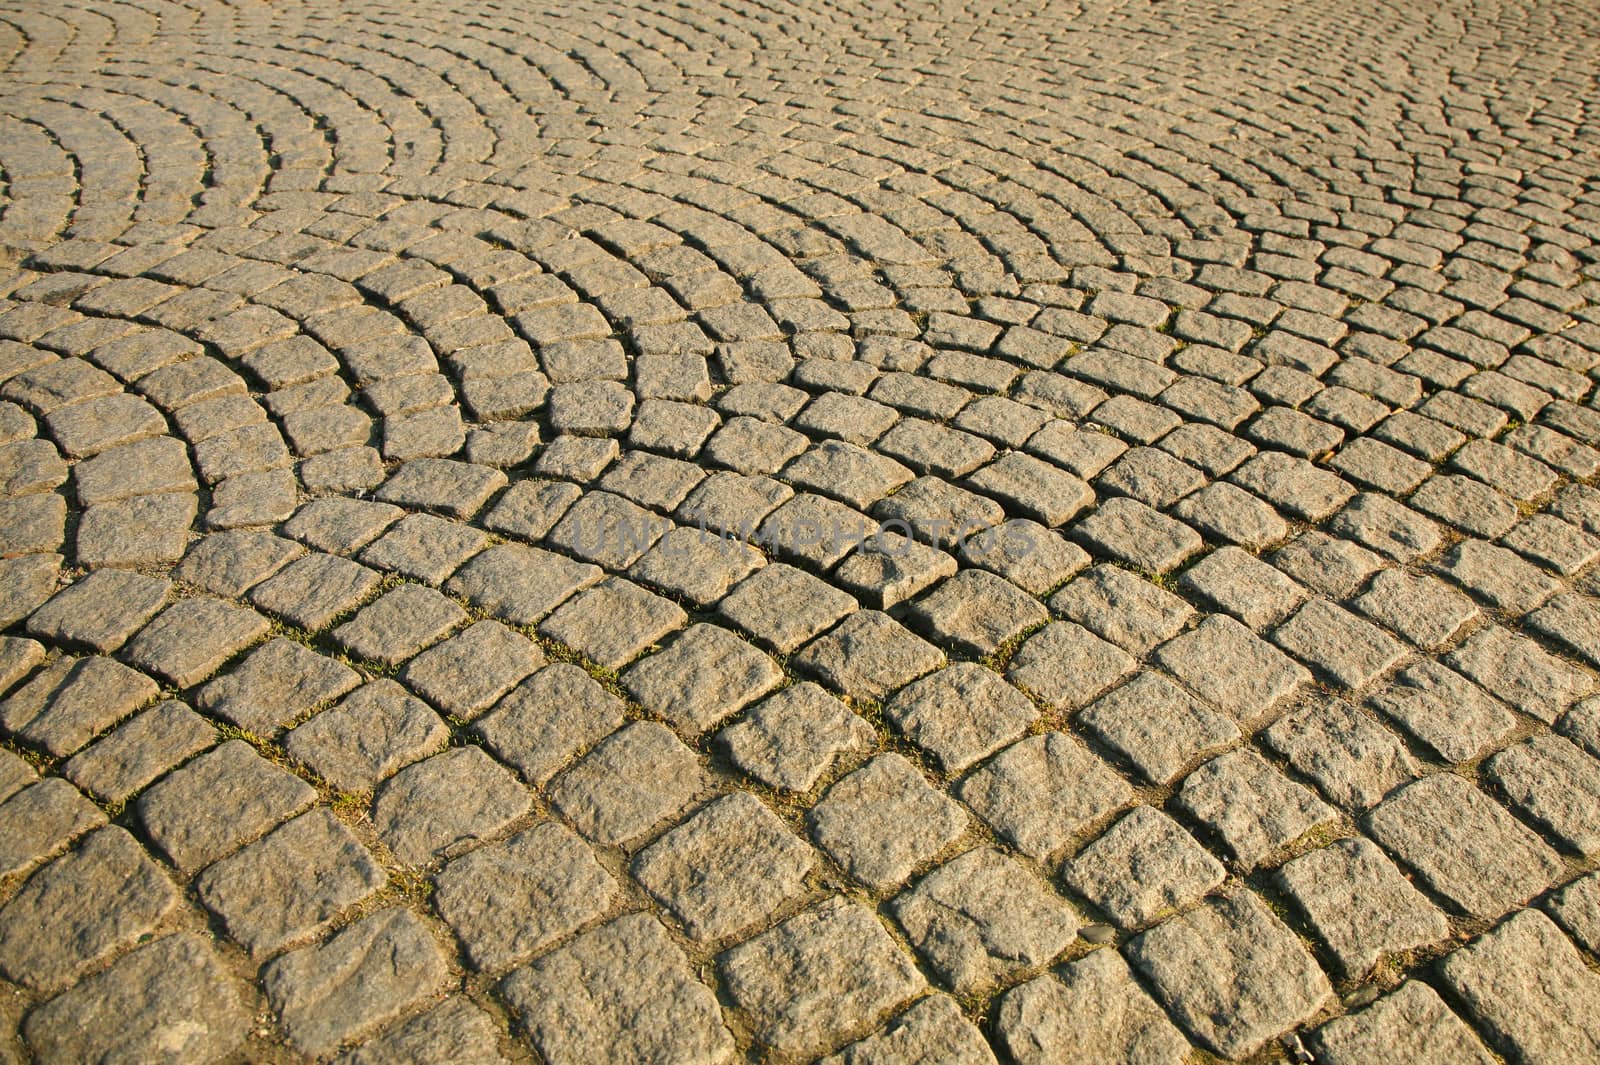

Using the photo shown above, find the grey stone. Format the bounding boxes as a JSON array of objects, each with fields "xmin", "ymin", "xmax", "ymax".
[
  {"xmin": 1313, "ymin": 981, "xmax": 1495, "ymax": 1065},
  {"xmin": 1368, "ymin": 661, "xmax": 1517, "ymax": 764},
  {"xmin": 71, "ymin": 437, "xmax": 189, "ymax": 505},
  {"xmin": 359, "ymin": 512, "xmax": 487, "ymax": 584},
  {"xmin": 1502, "ymin": 513, "xmax": 1600, "ymax": 576},
  {"xmin": 1365, "ymin": 773, "xmax": 1562, "ymax": 918},
  {"xmin": 634, "ymin": 792, "xmax": 813, "ymax": 941},
  {"xmin": 546, "ymin": 489, "xmax": 669, "ymax": 569},
  {"xmin": 335, "ymin": 997, "xmax": 508, "ymax": 1065},
  {"xmin": 136, "ymin": 740, "xmax": 315, "ymax": 872},
  {"xmin": 548, "ymin": 721, "xmax": 703, "ymax": 847},
  {"xmin": 1526, "ymin": 593, "xmax": 1600, "ymax": 670},
  {"xmin": 1179, "ymin": 545, "xmax": 1307, "ymax": 628},
  {"xmin": 958, "ymin": 731, "xmax": 1131, "ymax": 859},
  {"xmin": 1171, "ymin": 481, "xmax": 1289, "ymax": 550},
  {"xmin": 630, "ymin": 526, "xmax": 765, "ymax": 607},
  {"xmin": 793, "ymin": 610, "xmax": 945, "ymax": 701},
  {"xmin": 1547, "ymin": 872, "xmax": 1600, "ymax": 954},
  {"xmin": 783, "ymin": 439, "xmax": 914, "ymax": 510},
  {"xmin": 75, "ymin": 492, "xmax": 196, "ymax": 569},
  {"xmin": 372, "ymin": 746, "xmax": 531, "ymax": 866},
  {"xmin": 1487, "ymin": 733, "xmax": 1600, "ymax": 856},
  {"xmin": 1270, "ymin": 530, "xmax": 1384, "ymax": 599},
  {"xmin": 1277, "ymin": 837, "xmax": 1448, "ymax": 980},
  {"xmin": 264, "ymin": 907, "xmax": 451, "ymax": 1058},
  {"xmin": 248, "ymin": 552, "xmax": 381, "ymax": 633},
  {"xmin": 905, "ymin": 570, "xmax": 1047, "ymax": 658},
  {"xmin": 26, "ymin": 569, "xmax": 169, "ymax": 652},
  {"xmin": 0, "ymin": 778, "xmax": 106, "ymax": 877},
  {"xmin": 0, "ymin": 634, "xmax": 43, "ymax": 695},
  {"xmin": 1273, "ymin": 599, "xmax": 1406, "ymax": 690},
  {"xmin": 1006, "ymin": 621, "xmax": 1134, "ymax": 710},
  {"xmin": 1127, "ymin": 890, "xmax": 1332, "ymax": 1059},
  {"xmin": 821, "ymin": 995, "xmax": 997, "ymax": 1065},
  {"xmin": 1440, "ymin": 909, "xmax": 1600, "ymax": 1065},
  {"xmin": 1263, "ymin": 698, "xmax": 1418, "ymax": 811},
  {"xmin": 623, "ymin": 624, "xmax": 782, "ymax": 736},
  {"xmin": 61, "ymin": 699, "xmax": 215, "ymax": 803},
  {"xmin": 834, "ymin": 532, "xmax": 957, "ymax": 610},
  {"xmin": 197, "ymin": 637, "xmax": 360, "ymax": 734},
  {"xmin": 958, "ymin": 518, "xmax": 1089, "ymax": 595},
  {"xmin": 1175, "ymin": 749, "xmax": 1337, "ymax": 869},
  {"xmin": 197, "ymin": 807, "xmax": 385, "ymax": 955},
  {"xmin": 539, "ymin": 576, "xmax": 688, "ymax": 670},
  {"xmin": 501, "ymin": 912, "xmax": 732, "ymax": 1065},
  {"xmin": 481, "ymin": 478, "xmax": 580, "ymax": 541},
  {"xmin": 966, "ymin": 452, "xmax": 1095, "ymax": 526},
  {"xmin": 445, "ymin": 542, "xmax": 600, "ymax": 625},
  {"xmin": 1446, "ymin": 625, "xmax": 1593, "ymax": 724},
  {"xmin": 1050, "ymin": 564, "xmax": 1193, "ymax": 657},
  {"xmin": 894, "ymin": 847, "xmax": 1077, "ymax": 994},
  {"xmin": 434, "ymin": 820, "xmax": 615, "ymax": 972},
  {"xmin": 123, "ymin": 596, "xmax": 270, "ymax": 688},
  {"xmin": 756, "ymin": 492, "xmax": 876, "ymax": 570},
  {"xmin": 1, "ymin": 654, "xmax": 159, "ymax": 757},
  {"xmin": 717, "ymin": 683, "xmax": 875, "ymax": 793},
  {"xmin": 333, "ymin": 583, "xmax": 466, "ymax": 667},
  {"xmin": 1070, "ymin": 497, "xmax": 1203, "ymax": 572},
  {"xmin": 808, "ymin": 753, "xmax": 967, "ymax": 890},
  {"xmin": 1435, "ymin": 538, "xmax": 1560, "ymax": 614},
  {"xmin": 1063, "ymin": 806, "xmax": 1224, "ymax": 929},
  {"xmin": 375, "ymin": 457, "xmax": 506, "ymax": 519},
  {"xmin": 22, "ymin": 933, "xmax": 246, "ymax": 1065},
  {"xmin": 173, "ymin": 529, "xmax": 304, "ymax": 598},
  {"xmin": 282, "ymin": 497, "xmax": 404, "ymax": 554},
  {"xmin": 0, "ymin": 826, "xmax": 178, "ymax": 992},
  {"xmin": 1079, "ymin": 673, "xmax": 1240, "ymax": 785},
  {"xmin": 1353, "ymin": 569, "xmax": 1478, "ymax": 650},
  {"xmin": 285, "ymin": 680, "xmax": 448, "ymax": 793},
  {"xmin": 1411, "ymin": 473, "xmax": 1520, "ymax": 538},
  {"xmin": 401, "ymin": 620, "xmax": 543, "ymax": 721},
  {"xmin": 721, "ymin": 897, "xmax": 925, "ymax": 1056},
  {"xmin": 1230, "ymin": 449, "xmax": 1356, "ymax": 522},
  {"xmin": 717, "ymin": 563, "xmax": 858, "ymax": 654},
  {"xmin": 996, "ymin": 950, "xmax": 1191, "ymax": 1065},
  {"xmin": 473, "ymin": 663, "xmax": 625, "ymax": 786},
  {"xmin": 1156, "ymin": 615, "xmax": 1310, "ymax": 722},
  {"xmin": 1328, "ymin": 493, "xmax": 1442, "ymax": 562},
  {"xmin": 886, "ymin": 663, "xmax": 1035, "ymax": 773}
]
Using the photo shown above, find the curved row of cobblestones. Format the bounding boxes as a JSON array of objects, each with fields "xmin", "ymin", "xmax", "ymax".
[{"xmin": 2, "ymin": 0, "xmax": 1600, "ymax": 1062}]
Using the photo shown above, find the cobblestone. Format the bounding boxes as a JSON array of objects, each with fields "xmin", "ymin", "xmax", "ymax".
[{"xmin": 6, "ymin": 1, "xmax": 1600, "ymax": 1055}]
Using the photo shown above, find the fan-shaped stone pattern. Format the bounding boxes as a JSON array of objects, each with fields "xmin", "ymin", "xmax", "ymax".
[{"xmin": 1, "ymin": 0, "xmax": 1599, "ymax": 1060}]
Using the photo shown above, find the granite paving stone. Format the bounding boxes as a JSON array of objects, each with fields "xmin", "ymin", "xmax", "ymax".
[
  {"xmin": 6, "ymin": 2, "xmax": 1600, "ymax": 1055},
  {"xmin": 893, "ymin": 846, "xmax": 1077, "ymax": 994},
  {"xmin": 633, "ymin": 792, "xmax": 813, "ymax": 942},
  {"xmin": 371, "ymin": 746, "xmax": 532, "ymax": 866},
  {"xmin": 0, "ymin": 825, "xmax": 178, "ymax": 992},
  {"xmin": 1440, "ymin": 909, "xmax": 1600, "ymax": 1065},
  {"xmin": 720, "ymin": 897, "xmax": 925, "ymax": 1056},
  {"xmin": 501, "ymin": 912, "xmax": 732, "ymax": 1065},
  {"xmin": 808, "ymin": 753, "xmax": 967, "ymax": 890},
  {"xmin": 1312, "ymin": 981, "xmax": 1496, "ymax": 1065},
  {"xmin": 1063, "ymin": 806, "xmax": 1225, "ymax": 929},
  {"xmin": 996, "ymin": 951, "xmax": 1191, "ymax": 1065},
  {"xmin": 197, "ymin": 807, "xmax": 385, "ymax": 956},
  {"xmin": 434, "ymin": 820, "xmax": 616, "ymax": 972},
  {"xmin": 1127, "ymin": 890, "xmax": 1332, "ymax": 1059},
  {"xmin": 22, "ymin": 933, "xmax": 247, "ymax": 1065},
  {"xmin": 136, "ymin": 739, "xmax": 316, "ymax": 872},
  {"xmin": 264, "ymin": 907, "xmax": 451, "ymax": 1058},
  {"xmin": 1366, "ymin": 774, "xmax": 1563, "ymax": 919}
]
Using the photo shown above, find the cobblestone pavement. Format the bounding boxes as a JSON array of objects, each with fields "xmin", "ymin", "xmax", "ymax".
[{"xmin": 1, "ymin": 0, "xmax": 1599, "ymax": 1061}]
